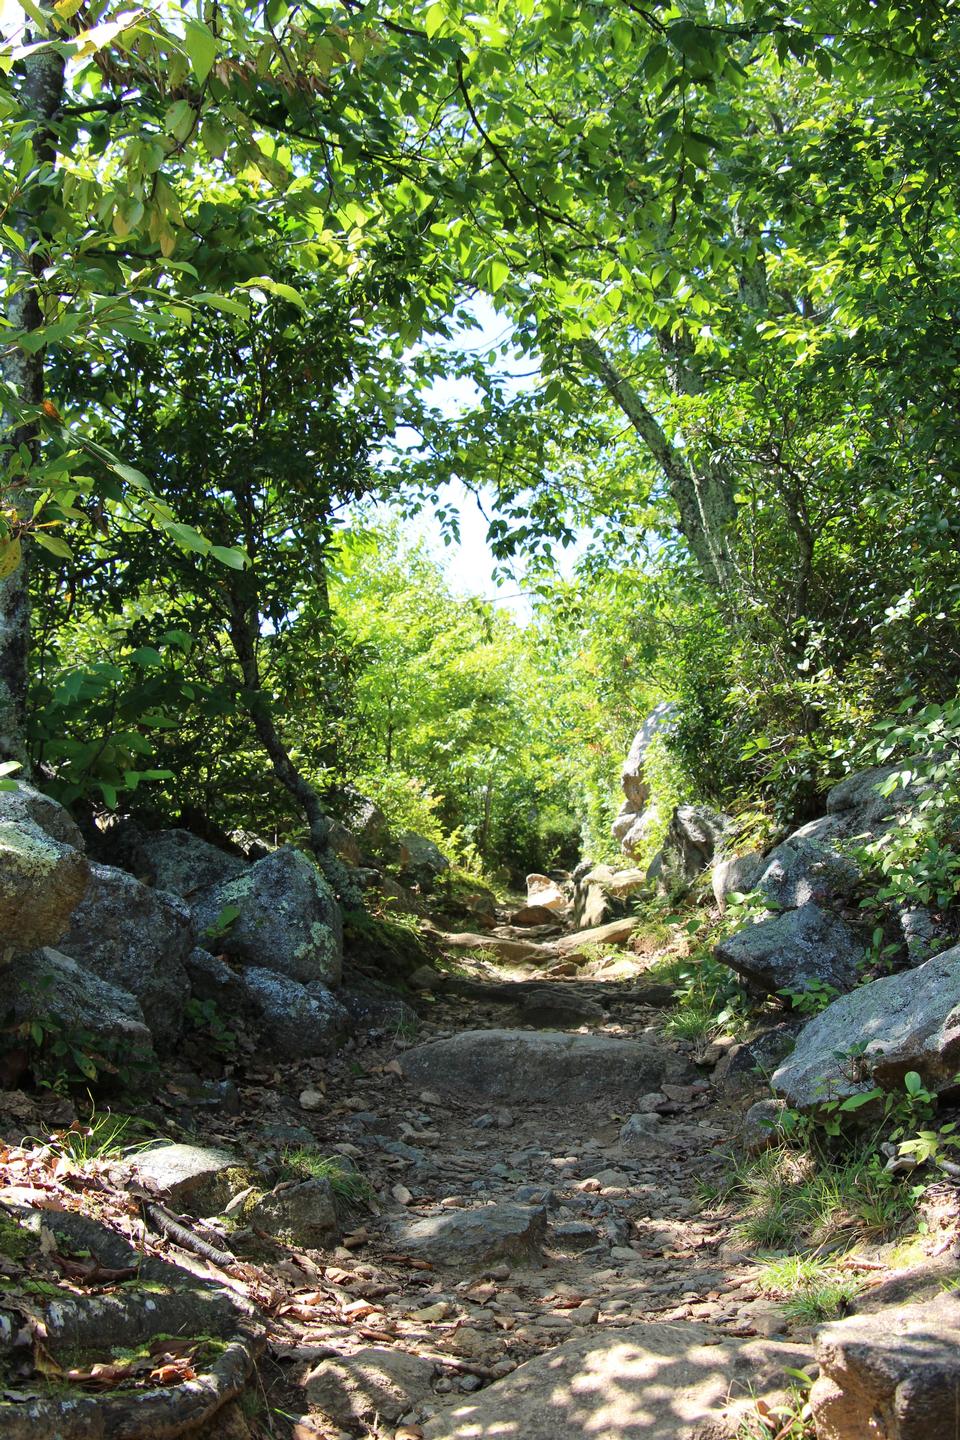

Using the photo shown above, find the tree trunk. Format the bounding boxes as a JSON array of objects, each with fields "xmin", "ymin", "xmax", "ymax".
[
  {"xmin": 224, "ymin": 582, "xmax": 332, "ymax": 853},
  {"xmin": 0, "ymin": 41, "xmax": 65, "ymax": 765},
  {"xmin": 577, "ymin": 338, "xmax": 738, "ymax": 593}
]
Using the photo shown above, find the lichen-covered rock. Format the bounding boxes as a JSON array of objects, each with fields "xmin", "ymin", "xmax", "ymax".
[
  {"xmin": 755, "ymin": 833, "xmax": 861, "ymax": 910},
  {"xmin": 191, "ymin": 845, "xmax": 342, "ymax": 985},
  {"xmin": 811, "ymin": 1292, "xmax": 960, "ymax": 1440},
  {"xmin": 183, "ymin": 947, "xmax": 246, "ymax": 1009},
  {"xmin": 247, "ymin": 1178, "xmax": 338, "ymax": 1246},
  {"xmin": 0, "ymin": 816, "xmax": 89, "ymax": 952},
  {"xmin": 238, "ymin": 967, "xmax": 350, "ymax": 1058},
  {"xmin": 6, "ymin": 947, "xmax": 154, "ymax": 1066},
  {"xmin": 714, "ymin": 901, "xmax": 863, "ymax": 996},
  {"xmin": 772, "ymin": 944, "xmax": 960, "ymax": 1111},
  {"xmin": 59, "ymin": 862, "xmax": 192, "ymax": 1047},
  {"xmin": 0, "ymin": 781, "xmax": 84, "ymax": 849},
  {"xmin": 115, "ymin": 827, "xmax": 247, "ymax": 899}
]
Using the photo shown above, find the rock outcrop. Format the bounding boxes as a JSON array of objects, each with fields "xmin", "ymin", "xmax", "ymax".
[
  {"xmin": 7, "ymin": 947, "xmax": 155, "ymax": 1068},
  {"xmin": 191, "ymin": 844, "xmax": 343, "ymax": 986},
  {"xmin": 647, "ymin": 805, "xmax": 729, "ymax": 894},
  {"xmin": 714, "ymin": 902, "xmax": 863, "ymax": 995},
  {"xmin": 613, "ymin": 702, "xmax": 677, "ymax": 860},
  {"xmin": 772, "ymin": 944, "xmax": 960, "ymax": 1110},
  {"xmin": 60, "ymin": 861, "xmax": 193, "ymax": 1048}
]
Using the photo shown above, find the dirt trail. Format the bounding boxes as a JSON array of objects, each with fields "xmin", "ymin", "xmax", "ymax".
[{"xmin": 249, "ymin": 912, "xmax": 800, "ymax": 1438}]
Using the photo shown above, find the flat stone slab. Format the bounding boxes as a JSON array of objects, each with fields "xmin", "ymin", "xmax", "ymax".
[
  {"xmin": 557, "ymin": 917, "xmax": 638, "ymax": 953},
  {"xmin": 400, "ymin": 1029, "xmax": 682, "ymax": 1105},
  {"xmin": 132, "ymin": 1142, "xmax": 241, "ymax": 1216},
  {"xmin": 423, "ymin": 1322, "xmax": 811, "ymax": 1439},
  {"xmin": 391, "ymin": 1203, "xmax": 546, "ymax": 1269},
  {"xmin": 306, "ymin": 1346, "xmax": 436, "ymax": 1425}
]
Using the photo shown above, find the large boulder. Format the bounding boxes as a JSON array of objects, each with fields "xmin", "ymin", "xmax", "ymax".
[
  {"xmin": 772, "ymin": 945, "xmax": 960, "ymax": 1111},
  {"xmin": 397, "ymin": 831, "xmax": 450, "ymax": 891},
  {"xmin": 191, "ymin": 845, "xmax": 342, "ymax": 986},
  {"xmin": 238, "ymin": 967, "xmax": 350, "ymax": 1058},
  {"xmin": 109, "ymin": 826, "xmax": 247, "ymax": 899},
  {"xmin": 0, "ymin": 816, "xmax": 89, "ymax": 953},
  {"xmin": 647, "ymin": 805, "xmax": 729, "ymax": 894},
  {"xmin": 811, "ymin": 1292, "xmax": 960, "ymax": 1440},
  {"xmin": 0, "ymin": 781, "xmax": 84, "ymax": 849},
  {"xmin": 712, "ymin": 851, "xmax": 765, "ymax": 910},
  {"xmin": 5, "ymin": 947, "xmax": 154, "ymax": 1068},
  {"xmin": 621, "ymin": 702, "xmax": 677, "ymax": 810},
  {"xmin": 571, "ymin": 865, "xmax": 646, "ymax": 930},
  {"xmin": 59, "ymin": 862, "xmax": 192, "ymax": 1047},
  {"xmin": 422, "ymin": 1322, "xmax": 811, "ymax": 1440},
  {"xmin": 619, "ymin": 805, "xmax": 661, "ymax": 860},
  {"xmin": 526, "ymin": 873, "xmax": 567, "ymax": 912},
  {"xmin": 754, "ymin": 831, "xmax": 861, "ymax": 911},
  {"xmin": 306, "ymin": 1347, "xmax": 436, "ymax": 1428},
  {"xmin": 714, "ymin": 902, "xmax": 864, "ymax": 996},
  {"xmin": 340, "ymin": 789, "xmax": 395, "ymax": 859},
  {"xmin": 400, "ymin": 1029, "xmax": 684, "ymax": 1105}
]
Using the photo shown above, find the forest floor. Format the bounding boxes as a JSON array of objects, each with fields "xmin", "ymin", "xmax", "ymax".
[{"xmin": 2, "ymin": 901, "xmax": 952, "ymax": 1439}]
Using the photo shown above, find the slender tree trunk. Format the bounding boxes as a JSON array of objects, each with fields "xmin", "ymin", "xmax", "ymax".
[
  {"xmin": 577, "ymin": 338, "xmax": 738, "ymax": 593},
  {"xmin": 224, "ymin": 583, "xmax": 332, "ymax": 853},
  {"xmin": 0, "ymin": 42, "xmax": 65, "ymax": 765}
]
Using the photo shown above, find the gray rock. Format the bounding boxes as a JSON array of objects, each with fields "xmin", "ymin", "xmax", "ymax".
[
  {"xmin": 712, "ymin": 1024, "xmax": 797, "ymax": 1096},
  {"xmin": 7, "ymin": 947, "xmax": 153, "ymax": 1067},
  {"xmin": 118, "ymin": 827, "xmax": 246, "ymax": 898},
  {"xmin": 826, "ymin": 763, "xmax": 922, "ymax": 839},
  {"xmin": 133, "ymin": 1142, "xmax": 242, "ymax": 1216},
  {"xmin": 239, "ymin": 967, "xmax": 350, "ymax": 1058},
  {"xmin": 339, "ymin": 983, "xmax": 418, "ymax": 1033},
  {"xmin": 811, "ymin": 1292, "xmax": 960, "ymax": 1440},
  {"xmin": 192, "ymin": 844, "xmax": 342, "ymax": 985},
  {"xmin": 618, "ymin": 1112, "xmax": 663, "ymax": 1154},
  {"xmin": 648, "ymin": 805, "xmax": 729, "ymax": 893},
  {"xmin": 0, "ymin": 815, "xmax": 89, "ymax": 952},
  {"xmin": 714, "ymin": 901, "xmax": 864, "ymax": 996},
  {"xmin": 621, "ymin": 703, "xmax": 677, "ymax": 810},
  {"xmin": 0, "ymin": 781, "xmax": 84, "ymax": 849},
  {"xmin": 247, "ymin": 1178, "xmax": 338, "ymax": 1246},
  {"xmin": 341, "ymin": 788, "xmax": 395, "ymax": 858},
  {"xmin": 398, "ymin": 831, "xmax": 450, "ymax": 890},
  {"xmin": 59, "ymin": 861, "xmax": 192, "ymax": 1047},
  {"xmin": 391, "ymin": 1203, "xmax": 546, "ymax": 1269},
  {"xmin": 742, "ymin": 1099, "xmax": 787, "ymax": 1155},
  {"xmin": 183, "ymin": 947, "xmax": 245, "ymax": 1009},
  {"xmin": 422, "ymin": 1322, "xmax": 812, "ymax": 1440},
  {"xmin": 400, "ymin": 1029, "xmax": 683, "ymax": 1105},
  {"xmin": 712, "ymin": 851, "xmax": 765, "ymax": 910},
  {"xmin": 772, "ymin": 944, "xmax": 960, "ymax": 1111},
  {"xmin": 516, "ymin": 988, "xmax": 604, "ymax": 1028},
  {"xmin": 620, "ymin": 805, "xmax": 660, "ymax": 860},
  {"xmin": 305, "ymin": 1346, "xmax": 436, "ymax": 1426},
  {"xmin": 755, "ymin": 834, "xmax": 861, "ymax": 910}
]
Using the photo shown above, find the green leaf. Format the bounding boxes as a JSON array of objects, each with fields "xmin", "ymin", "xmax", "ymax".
[
  {"xmin": 32, "ymin": 531, "xmax": 73, "ymax": 560},
  {"xmin": 164, "ymin": 523, "xmax": 211, "ymax": 555},
  {"xmin": 164, "ymin": 99, "xmax": 196, "ymax": 142},
  {"xmin": 425, "ymin": 2, "xmax": 445, "ymax": 38},
  {"xmin": 184, "ymin": 18, "xmax": 217, "ymax": 83},
  {"xmin": 210, "ymin": 544, "xmax": 249, "ymax": 569},
  {"xmin": 129, "ymin": 646, "xmax": 163, "ymax": 667},
  {"xmin": 109, "ymin": 462, "xmax": 154, "ymax": 494},
  {"xmin": 193, "ymin": 293, "xmax": 251, "ymax": 318},
  {"xmin": 240, "ymin": 277, "xmax": 306, "ymax": 310}
]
